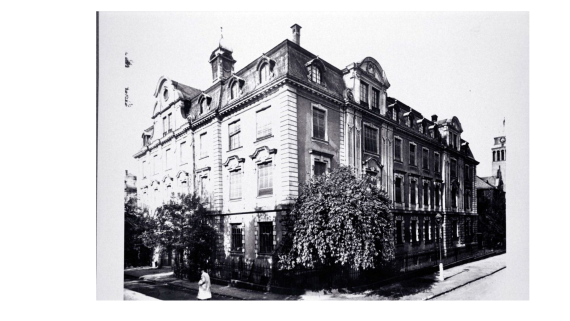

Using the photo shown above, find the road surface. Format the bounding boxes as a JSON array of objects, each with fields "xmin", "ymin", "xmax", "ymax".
[{"xmin": 124, "ymin": 279, "xmax": 235, "ymax": 300}]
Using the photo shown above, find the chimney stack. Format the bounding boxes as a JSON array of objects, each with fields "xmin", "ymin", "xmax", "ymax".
[
  {"xmin": 431, "ymin": 114, "xmax": 438, "ymax": 122},
  {"xmin": 291, "ymin": 24, "xmax": 302, "ymax": 45}
]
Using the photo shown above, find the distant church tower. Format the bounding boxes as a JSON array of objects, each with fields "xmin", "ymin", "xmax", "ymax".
[{"xmin": 491, "ymin": 118, "xmax": 506, "ymax": 192}]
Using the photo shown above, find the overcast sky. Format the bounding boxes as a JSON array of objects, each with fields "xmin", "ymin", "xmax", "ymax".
[
  {"xmin": 97, "ymin": 12, "xmax": 530, "ymax": 300},
  {"xmin": 98, "ymin": 11, "xmax": 528, "ymax": 178}
]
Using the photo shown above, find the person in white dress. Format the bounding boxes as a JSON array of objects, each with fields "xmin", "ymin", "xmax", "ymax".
[{"xmin": 197, "ymin": 269, "xmax": 212, "ymax": 300}]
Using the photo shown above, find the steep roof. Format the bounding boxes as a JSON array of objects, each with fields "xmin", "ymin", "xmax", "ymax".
[
  {"xmin": 476, "ymin": 176, "xmax": 496, "ymax": 190},
  {"xmin": 172, "ymin": 80, "xmax": 202, "ymax": 101}
]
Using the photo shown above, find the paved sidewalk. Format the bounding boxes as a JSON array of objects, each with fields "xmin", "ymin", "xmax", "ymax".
[
  {"xmin": 123, "ymin": 254, "xmax": 505, "ymax": 300},
  {"xmin": 300, "ymin": 254, "xmax": 506, "ymax": 300},
  {"xmin": 124, "ymin": 288, "xmax": 160, "ymax": 301}
]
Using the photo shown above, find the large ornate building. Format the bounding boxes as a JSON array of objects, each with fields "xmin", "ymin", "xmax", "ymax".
[{"xmin": 133, "ymin": 24, "xmax": 479, "ymax": 265}]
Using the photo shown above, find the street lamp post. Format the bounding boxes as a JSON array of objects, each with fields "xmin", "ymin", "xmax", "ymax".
[{"xmin": 435, "ymin": 213, "xmax": 444, "ymax": 282}]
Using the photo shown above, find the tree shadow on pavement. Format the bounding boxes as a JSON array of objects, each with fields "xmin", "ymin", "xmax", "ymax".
[{"xmin": 365, "ymin": 276, "xmax": 437, "ymax": 299}]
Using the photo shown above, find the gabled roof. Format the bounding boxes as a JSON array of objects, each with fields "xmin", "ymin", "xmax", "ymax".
[
  {"xmin": 476, "ymin": 176, "xmax": 496, "ymax": 190},
  {"xmin": 172, "ymin": 80, "xmax": 202, "ymax": 101}
]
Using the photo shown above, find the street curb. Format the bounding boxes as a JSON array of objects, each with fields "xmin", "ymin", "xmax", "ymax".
[{"xmin": 424, "ymin": 266, "xmax": 506, "ymax": 300}]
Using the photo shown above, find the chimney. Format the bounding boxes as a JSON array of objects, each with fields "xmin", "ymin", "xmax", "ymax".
[
  {"xmin": 431, "ymin": 114, "xmax": 438, "ymax": 122},
  {"xmin": 291, "ymin": 24, "xmax": 302, "ymax": 45}
]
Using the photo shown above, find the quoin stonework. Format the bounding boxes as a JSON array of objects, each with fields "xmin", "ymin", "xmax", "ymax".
[{"xmin": 133, "ymin": 24, "xmax": 479, "ymax": 267}]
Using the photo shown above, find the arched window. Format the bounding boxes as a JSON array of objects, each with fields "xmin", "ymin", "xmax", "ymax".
[
  {"xmin": 307, "ymin": 65, "xmax": 321, "ymax": 84},
  {"xmin": 259, "ymin": 63, "xmax": 269, "ymax": 84},
  {"xmin": 231, "ymin": 81, "xmax": 238, "ymax": 100}
]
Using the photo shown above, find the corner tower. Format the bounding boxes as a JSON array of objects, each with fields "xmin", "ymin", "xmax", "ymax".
[{"xmin": 491, "ymin": 119, "xmax": 506, "ymax": 192}]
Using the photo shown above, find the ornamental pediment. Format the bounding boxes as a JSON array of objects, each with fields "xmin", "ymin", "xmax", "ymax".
[
  {"xmin": 250, "ymin": 146, "xmax": 277, "ymax": 163},
  {"xmin": 223, "ymin": 155, "xmax": 245, "ymax": 171}
]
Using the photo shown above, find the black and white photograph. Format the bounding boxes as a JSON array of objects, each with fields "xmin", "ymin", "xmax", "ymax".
[{"xmin": 96, "ymin": 11, "xmax": 529, "ymax": 302}]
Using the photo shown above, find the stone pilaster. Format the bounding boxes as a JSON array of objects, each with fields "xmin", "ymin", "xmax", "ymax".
[
  {"xmin": 277, "ymin": 85, "xmax": 299, "ymax": 205},
  {"xmin": 210, "ymin": 120, "xmax": 223, "ymax": 211}
]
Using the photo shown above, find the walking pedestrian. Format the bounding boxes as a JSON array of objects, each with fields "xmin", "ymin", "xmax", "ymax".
[{"xmin": 197, "ymin": 269, "xmax": 212, "ymax": 300}]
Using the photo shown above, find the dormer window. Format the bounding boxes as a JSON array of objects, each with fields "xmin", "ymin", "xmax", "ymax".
[
  {"xmin": 305, "ymin": 57, "xmax": 326, "ymax": 86},
  {"xmin": 360, "ymin": 81, "xmax": 369, "ymax": 104},
  {"xmin": 371, "ymin": 88, "xmax": 380, "ymax": 109},
  {"xmin": 260, "ymin": 63, "xmax": 269, "ymax": 84},
  {"xmin": 163, "ymin": 88, "xmax": 169, "ymax": 101},
  {"xmin": 231, "ymin": 82, "xmax": 238, "ymax": 100},
  {"xmin": 307, "ymin": 65, "xmax": 321, "ymax": 84},
  {"xmin": 228, "ymin": 75, "xmax": 245, "ymax": 100},
  {"xmin": 198, "ymin": 94, "xmax": 212, "ymax": 114}
]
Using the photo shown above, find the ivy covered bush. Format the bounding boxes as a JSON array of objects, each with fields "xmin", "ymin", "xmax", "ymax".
[{"xmin": 278, "ymin": 166, "xmax": 395, "ymax": 273}]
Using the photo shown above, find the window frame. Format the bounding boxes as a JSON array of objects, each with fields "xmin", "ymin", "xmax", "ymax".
[
  {"xmin": 229, "ymin": 170, "xmax": 242, "ymax": 200},
  {"xmin": 259, "ymin": 63, "xmax": 269, "ymax": 84},
  {"xmin": 258, "ymin": 222, "xmax": 274, "ymax": 254},
  {"xmin": 450, "ymin": 158, "xmax": 457, "ymax": 178},
  {"xmin": 394, "ymin": 137, "xmax": 402, "ymax": 162},
  {"xmin": 256, "ymin": 107, "xmax": 272, "ymax": 140},
  {"xmin": 360, "ymin": 81, "xmax": 369, "ymax": 104},
  {"xmin": 394, "ymin": 174, "xmax": 404, "ymax": 204},
  {"xmin": 371, "ymin": 87, "xmax": 380, "ymax": 109},
  {"xmin": 311, "ymin": 104, "xmax": 328, "ymax": 141},
  {"xmin": 199, "ymin": 132, "xmax": 208, "ymax": 159},
  {"xmin": 257, "ymin": 161, "xmax": 273, "ymax": 196},
  {"xmin": 434, "ymin": 152, "xmax": 441, "ymax": 173},
  {"xmin": 230, "ymin": 223, "xmax": 243, "ymax": 252},
  {"xmin": 410, "ymin": 178, "xmax": 417, "ymax": 206},
  {"xmin": 363, "ymin": 124, "xmax": 379, "ymax": 154},
  {"xmin": 409, "ymin": 142, "xmax": 417, "ymax": 166},
  {"xmin": 307, "ymin": 65, "xmax": 321, "ymax": 84},
  {"xmin": 228, "ymin": 120, "xmax": 241, "ymax": 150},
  {"xmin": 422, "ymin": 147, "xmax": 429, "ymax": 170}
]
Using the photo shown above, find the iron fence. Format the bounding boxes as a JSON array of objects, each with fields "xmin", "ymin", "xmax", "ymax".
[{"xmin": 205, "ymin": 246, "xmax": 505, "ymax": 290}]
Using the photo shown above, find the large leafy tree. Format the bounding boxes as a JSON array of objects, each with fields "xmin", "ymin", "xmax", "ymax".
[
  {"xmin": 124, "ymin": 197, "xmax": 152, "ymax": 267},
  {"xmin": 141, "ymin": 193, "xmax": 217, "ymax": 276},
  {"xmin": 278, "ymin": 166, "xmax": 395, "ymax": 271}
]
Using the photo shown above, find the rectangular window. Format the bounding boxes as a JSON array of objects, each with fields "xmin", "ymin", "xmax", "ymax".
[
  {"xmin": 435, "ymin": 185, "xmax": 440, "ymax": 207},
  {"xmin": 425, "ymin": 220, "xmax": 431, "ymax": 241},
  {"xmin": 412, "ymin": 221, "xmax": 418, "ymax": 243},
  {"xmin": 423, "ymin": 182, "xmax": 429, "ymax": 207},
  {"xmin": 258, "ymin": 162, "xmax": 273, "ymax": 196},
  {"xmin": 165, "ymin": 148, "xmax": 172, "ymax": 170},
  {"xmin": 434, "ymin": 152, "xmax": 440, "ymax": 173},
  {"xmin": 200, "ymin": 176, "xmax": 208, "ymax": 203},
  {"xmin": 371, "ymin": 88, "xmax": 379, "ymax": 108},
  {"xmin": 200, "ymin": 132, "xmax": 208, "ymax": 158},
  {"xmin": 422, "ymin": 148, "xmax": 429, "ymax": 169},
  {"xmin": 168, "ymin": 113, "xmax": 172, "ymax": 132},
  {"xmin": 395, "ymin": 177, "xmax": 402, "ymax": 203},
  {"xmin": 229, "ymin": 121, "xmax": 241, "ymax": 150},
  {"xmin": 410, "ymin": 180, "xmax": 416, "ymax": 205},
  {"xmin": 314, "ymin": 160, "xmax": 327, "ymax": 176},
  {"xmin": 451, "ymin": 159, "xmax": 457, "ymax": 178},
  {"xmin": 465, "ymin": 165, "xmax": 470, "ymax": 181},
  {"xmin": 395, "ymin": 138, "xmax": 402, "ymax": 161},
  {"xmin": 464, "ymin": 191, "xmax": 471, "ymax": 210},
  {"xmin": 312, "ymin": 108, "xmax": 326, "ymax": 140},
  {"xmin": 163, "ymin": 116, "xmax": 167, "ymax": 136},
  {"xmin": 256, "ymin": 108, "xmax": 272, "ymax": 139},
  {"xmin": 409, "ymin": 143, "xmax": 416, "ymax": 166},
  {"xmin": 360, "ymin": 82, "xmax": 369, "ymax": 103},
  {"xmin": 231, "ymin": 224, "xmax": 243, "ymax": 252},
  {"xmin": 363, "ymin": 125, "xmax": 378, "ymax": 154},
  {"xmin": 230, "ymin": 171, "xmax": 242, "ymax": 200},
  {"xmin": 452, "ymin": 220, "xmax": 458, "ymax": 239},
  {"xmin": 259, "ymin": 222, "xmax": 274, "ymax": 254},
  {"xmin": 180, "ymin": 142, "xmax": 187, "ymax": 164},
  {"xmin": 396, "ymin": 220, "xmax": 403, "ymax": 244}
]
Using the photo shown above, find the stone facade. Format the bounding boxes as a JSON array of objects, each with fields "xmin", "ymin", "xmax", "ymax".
[{"xmin": 133, "ymin": 24, "xmax": 479, "ymax": 265}]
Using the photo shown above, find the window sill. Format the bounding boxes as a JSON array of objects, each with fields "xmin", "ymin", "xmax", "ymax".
[
  {"xmin": 228, "ymin": 146, "xmax": 243, "ymax": 152},
  {"xmin": 179, "ymin": 162, "xmax": 188, "ymax": 166},
  {"xmin": 257, "ymin": 194, "xmax": 273, "ymax": 199},
  {"xmin": 363, "ymin": 150, "xmax": 380, "ymax": 156},
  {"xmin": 199, "ymin": 156, "xmax": 209, "ymax": 160},
  {"xmin": 311, "ymin": 137, "xmax": 329, "ymax": 144},
  {"xmin": 230, "ymin": 198, "xmax": 242, "ymax": 202},
  {"xmin": 255, "ymin": 135, "xmax": 273, "ymax": 143}
]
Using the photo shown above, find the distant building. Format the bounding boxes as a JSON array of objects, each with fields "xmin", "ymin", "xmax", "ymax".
[
  {"xmin": 476, "ymin": 126, "xmax": 506, "ymax": 248},
  {"xmin": 124, "ymin": 170, "xmax": 137, "ymax": 202},
  {"xmin": 133, "ymin": 24, "xmax": 479, "ymax": 266}
]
